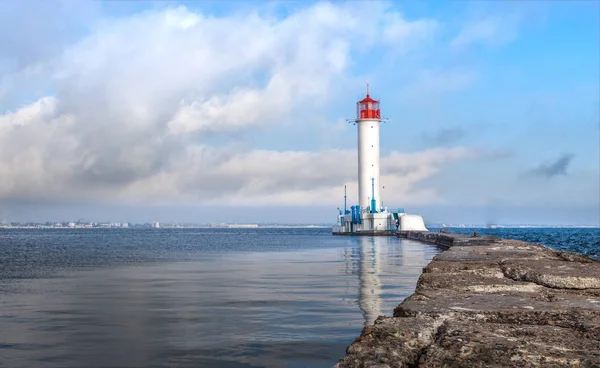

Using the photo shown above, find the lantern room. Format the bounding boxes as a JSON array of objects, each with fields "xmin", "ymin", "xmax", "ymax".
[{"xmin": 356, "ymin": 93, "xmax": 380, "ymax": 120}]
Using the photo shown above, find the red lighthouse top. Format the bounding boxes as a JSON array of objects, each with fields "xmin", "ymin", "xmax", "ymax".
[{"xmin": 356, "ymin": 85, "xmax": 380, "ymax": 120}]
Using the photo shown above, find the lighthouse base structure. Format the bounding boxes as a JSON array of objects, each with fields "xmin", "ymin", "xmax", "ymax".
[{"xmin": 332, "ymin": 211, "xmax": 428, "ymax": 236}]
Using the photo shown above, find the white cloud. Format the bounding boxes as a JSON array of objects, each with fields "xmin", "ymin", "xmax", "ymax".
[
  {"xmin": 0, "ymin": 2, "xmax": 486, "ymax": 208},
  {"xmin": 0, "ymin": 97, "xmax": 56, "ymax": 130},
  {"xmin": 113, "ymin": 146, "xmax": 489, "ymax": 206},
  {"xmin": 450, "ymin": 16, "xmax": 520, "ymax": 49},
  {"xmin": 383, "ymin": 12, "xmax": 438, "ymax": 48}
]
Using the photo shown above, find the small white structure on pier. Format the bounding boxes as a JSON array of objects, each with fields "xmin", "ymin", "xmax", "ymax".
[{"xmin": 333, "ymin": 87, "xmax": 427, "ymax": 235}]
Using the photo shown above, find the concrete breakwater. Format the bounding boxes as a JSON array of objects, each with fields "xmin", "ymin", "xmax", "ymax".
[{"xmin": 335, "ymin": 231, "xmax": 600, "ymax": 367}]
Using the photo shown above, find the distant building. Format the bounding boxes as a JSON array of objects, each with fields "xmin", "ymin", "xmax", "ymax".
[{"xmin": 153, "ymin": 222, "xmax": 160, "ymax": 228}]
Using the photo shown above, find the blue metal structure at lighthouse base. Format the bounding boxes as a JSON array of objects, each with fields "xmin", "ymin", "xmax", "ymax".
[
  {"xmin": 370, "ymin": 177, "xmax": 377, "ymax": 214},
  {"xmin": 350, "ymin": 206, "xmax": 361, "ymax": 224}
]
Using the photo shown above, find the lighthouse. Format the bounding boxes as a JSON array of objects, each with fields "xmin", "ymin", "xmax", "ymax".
[
  {"xmin": 357, "ymin": 87, "xmax": 382, "ymax": 212},
  {"xmin": 332, "ymin": 86, "xmax": 428, "ymax": 235}
]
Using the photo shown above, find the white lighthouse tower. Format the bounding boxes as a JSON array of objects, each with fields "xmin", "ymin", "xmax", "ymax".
[
  {"xmin": 333, "ymin": 86, "xmax": 428, "ymax": 235},
  {"xmin": 357, "ymin": 87, "xmax": 382, "ymax": 212}
]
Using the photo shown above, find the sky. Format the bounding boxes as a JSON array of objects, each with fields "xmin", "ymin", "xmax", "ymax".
[{"xmin": 0, "ymin": 0, "xmax": 598, "ymax": 225}]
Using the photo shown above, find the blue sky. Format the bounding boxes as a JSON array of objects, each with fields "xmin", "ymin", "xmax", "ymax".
[{"xmin": 0, "ymin": 1, "xmax": 598, "ymax": 225}]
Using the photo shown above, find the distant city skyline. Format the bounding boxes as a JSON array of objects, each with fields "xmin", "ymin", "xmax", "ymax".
[
  {"xmin": 2, "ymin": 221, "xmax": 597, "ymax": 228},
  {"xmin": 1, "ymin": 203, "xmax": 598, "ymax": 227},
  {"xmin": 0, "ymin": 1, "xmax": 598, "ymax": 226}
]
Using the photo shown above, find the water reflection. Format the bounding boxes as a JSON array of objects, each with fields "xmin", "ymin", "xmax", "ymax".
[
  {"xmin": 354, "ymin": 236, "xmax": 428, "ymax": 326},
  {"xmin": 358, "ymin": 237, "xmax": 382, "ymax": 325}
]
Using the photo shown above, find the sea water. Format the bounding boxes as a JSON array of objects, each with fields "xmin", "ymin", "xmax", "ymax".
[
  {"xmin": 1, "ymin": 227, "xmax": 598, "ymax": 367},
  {"xmin": 0, "ymin": 228, "xmax": 439, "ymax": 368}
]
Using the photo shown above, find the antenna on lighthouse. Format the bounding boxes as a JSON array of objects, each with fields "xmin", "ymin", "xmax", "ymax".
[{"xmin": 344, "ymin": 184, "xmax": 347, "ymax": 216}]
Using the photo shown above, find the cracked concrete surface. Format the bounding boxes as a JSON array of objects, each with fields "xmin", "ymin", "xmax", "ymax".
[{"xmin": 335, "ymin": 232, "xmax": 600, "ymax": 368}]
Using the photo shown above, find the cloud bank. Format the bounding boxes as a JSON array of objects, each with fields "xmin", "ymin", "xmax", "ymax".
[{"xmin": 0, "ymin": 2, "xmax": 502, "ymax": 209}]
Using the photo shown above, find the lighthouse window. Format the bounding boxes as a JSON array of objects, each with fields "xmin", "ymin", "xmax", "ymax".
[{"xmin": 371, "ymin": 125, "xmax": 373, "ymax": 128}]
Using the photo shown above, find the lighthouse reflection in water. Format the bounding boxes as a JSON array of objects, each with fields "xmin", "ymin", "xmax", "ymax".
[{"xmin": 348, "ymin": 236, "xmax": 433, "ymax": 326}]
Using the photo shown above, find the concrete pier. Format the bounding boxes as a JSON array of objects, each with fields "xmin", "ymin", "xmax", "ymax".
[{"xmin": 335, "ymin": 231, "xmax": 600, "ymax": 367}]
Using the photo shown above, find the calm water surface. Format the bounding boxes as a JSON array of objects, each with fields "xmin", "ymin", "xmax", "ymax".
[{"xmin": 0, "ymin": 228, "xmax": 441, "ymax": 368}]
